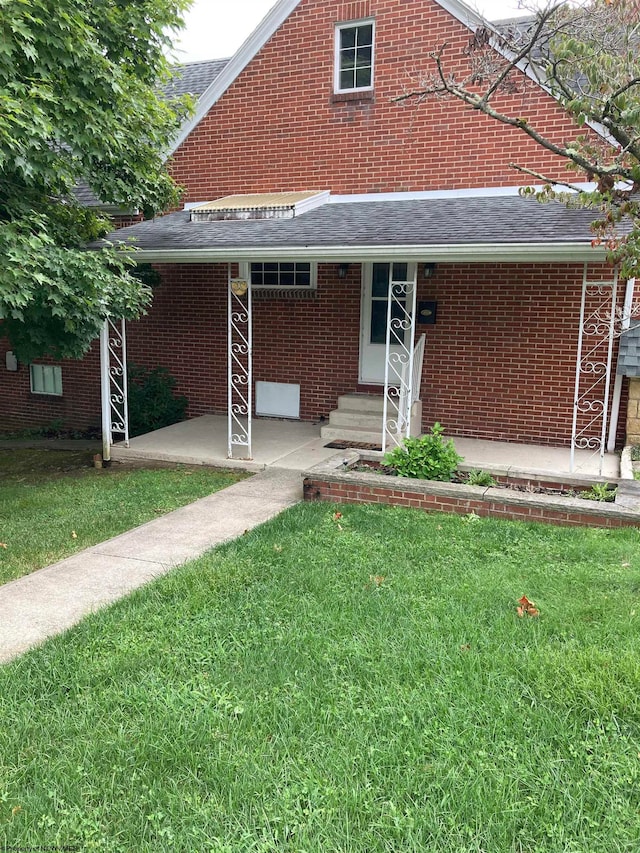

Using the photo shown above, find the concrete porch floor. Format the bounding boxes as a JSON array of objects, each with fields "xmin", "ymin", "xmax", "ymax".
[{"xmin": 110, "ymin": 415, "xmax": 621, "ymax": 480}]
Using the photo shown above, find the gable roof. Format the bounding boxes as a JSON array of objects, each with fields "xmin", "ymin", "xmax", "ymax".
[
  {"xmin": 166, "ymin": 0, "xmax": 601, "ymax": 158},
  {"xmin": 168, "ymin": 0, "xmax": 507, "ymax": 156},
  {"xmin": 167, "ymin": 0, "xmax": 302, "ymax": 156},
  {"xmin": 100, "ymin": 192, "xmax": 608, "ymax": 263}
]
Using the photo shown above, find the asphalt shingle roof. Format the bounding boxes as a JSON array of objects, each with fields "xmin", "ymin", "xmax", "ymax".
[
  {"xmin": 164, "ymin": 58, "xmax": 230, "ymax": 100},
  {"xmin": 103, "ymin": 195, "xmax": 601, "ymax": 252}
]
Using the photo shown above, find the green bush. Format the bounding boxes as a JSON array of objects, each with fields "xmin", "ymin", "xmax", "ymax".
[
  {"xmin": 384, "ymin": 422, "xmax": 463, "ymax": 481},
  {"xmin": 127, "ymin": 363, "xmax": 188, "ymax": 438}
]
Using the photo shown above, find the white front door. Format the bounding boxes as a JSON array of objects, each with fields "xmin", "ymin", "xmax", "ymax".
[{"xmin": 359, "ymin": 261, "xmax": 417, "ymax": 384}]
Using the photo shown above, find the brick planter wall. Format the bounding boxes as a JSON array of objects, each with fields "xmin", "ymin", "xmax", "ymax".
[{"xmin": 303, "ymin": 452, "xmax": 640, "ymax": 528}]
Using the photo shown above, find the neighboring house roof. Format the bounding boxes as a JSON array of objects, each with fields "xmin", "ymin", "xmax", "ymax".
[
  {"xmin": 163, "ymin": 57, "xmax": 231, "ymax": 100},
  {"xmin": 101, "ymin": 193, "xmax": 608, "ymax": 263}
]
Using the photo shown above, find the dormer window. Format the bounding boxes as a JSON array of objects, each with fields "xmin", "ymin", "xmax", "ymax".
[{"xmin": 334, "ymin": 19, "xmax": 374, "ymax": 94}]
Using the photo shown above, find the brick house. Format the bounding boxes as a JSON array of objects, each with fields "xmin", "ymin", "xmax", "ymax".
[{"xmin": 1, "ymin": 0, "xmax": 634, "ymax": 465}]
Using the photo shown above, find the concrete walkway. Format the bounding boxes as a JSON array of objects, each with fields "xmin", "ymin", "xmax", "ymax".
[
  {"xmin": 0, "ymin": 424, "xmax": 622, "ymax": 665},
  {"xmin": 0, "ymin": 467, "xmax": 301, "ymax": 665}
]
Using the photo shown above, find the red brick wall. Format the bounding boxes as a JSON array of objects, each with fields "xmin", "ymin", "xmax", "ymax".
[
  {"xmin": 119, "ymin": 259, "xmax": 625, "ymax": 448},
  {"xmin": 303, "ymin": 476, "xmax": 640, "ymax": 528},
  {"xmin": 0, "ymin": 343, "xmax": 101, "ymax": 433},
  {"xmin": 170, "ymin": 0, "xmax": 598, "ymax": 200},
  {"xmin": 0, "ymin": 211, "xmax": 140, "ymax": 433},
  {"xmin": 0, "ymin": 260, "xmax": 627, "ymax": 447}
]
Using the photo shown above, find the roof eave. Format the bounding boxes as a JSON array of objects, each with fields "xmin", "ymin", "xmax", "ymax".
[{"xmin": 124, "ymin": 243, "xmax": 605, "ymax": 264}]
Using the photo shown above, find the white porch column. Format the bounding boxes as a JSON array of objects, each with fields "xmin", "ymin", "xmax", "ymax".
[
  {"xmin": 382, "ymin": 263, "xmax": 418, "ymax": 453},
  {"xmin": 227, "ymin": 263, "xmax": 253, "ymax": 459},
  {"xmin": 570, "ymin": 264, "xmax": 618, "ymax": 474},
  {"xmin": 99, "ymin": 318, "xmax": 130, "ymax": 463}
]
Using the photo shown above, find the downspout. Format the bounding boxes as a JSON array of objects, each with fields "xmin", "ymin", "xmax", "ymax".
[
  {"xmin": 99, "ymin": 320, "xmax": 111, "ymax": 464},
  {"xmin": 607, "ymin": 276, "xmax": 635, "ymax": 451}
]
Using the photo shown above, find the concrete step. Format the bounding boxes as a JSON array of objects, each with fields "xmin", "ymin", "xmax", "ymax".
[
  {"xmin": 320, "ymin": 424, "xmax": 385, "ymax": 445},
  {"xmin": 336, "ymin": 393, "xmax": 384, "ymax": 414},
  {"xmin": 328, "ymin": 409, "xmax": 388, "ymax": 430}
]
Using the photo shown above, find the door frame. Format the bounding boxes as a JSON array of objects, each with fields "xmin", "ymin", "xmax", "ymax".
[{"xmin": 358, "ymin": 261, "xmax": 417, "ymax": 384}]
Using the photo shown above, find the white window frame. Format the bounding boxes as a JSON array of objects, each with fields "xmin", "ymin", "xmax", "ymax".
[
  {"xmin": 249, "ymin": 261, "xmax": 317, "ymax": 290},
  {"xmin": 334, "ymin": 18, "xmax": 375, "ymax": 94},
  {"xmin": 30, "ymin": 364, "xmax": 63, "ymax": 396}
]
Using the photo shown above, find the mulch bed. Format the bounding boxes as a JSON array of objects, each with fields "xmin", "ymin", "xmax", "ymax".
[{"xmin": 352, "ymin": 459, "xmax": 580, "ymax": 496}]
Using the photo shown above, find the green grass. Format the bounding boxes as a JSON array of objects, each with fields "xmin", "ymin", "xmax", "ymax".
[
  {"xmin": 0, "ymin": 449, "xmax": 247, "ymax": 584},
  {"xmin": 1, "ymin": 503, "xmax": 639, "ymax": 851}
]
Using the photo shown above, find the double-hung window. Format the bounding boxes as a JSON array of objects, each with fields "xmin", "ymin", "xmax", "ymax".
[
  {"xmin": 334, "ymin": 19, "xmax": 375, "ymax": 94},
  {"xmin": 250, "ymin": 262, "xmax": 315, "ymax": 289}
]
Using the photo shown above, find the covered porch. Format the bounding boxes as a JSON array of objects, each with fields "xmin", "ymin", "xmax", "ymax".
[
  {"xmin": 99, "ymin": 189, "xmax": 631, "ymax": 478},
  {"xmin": 110, "ymin": 414, "xmax": 621, "ymax": 479}
]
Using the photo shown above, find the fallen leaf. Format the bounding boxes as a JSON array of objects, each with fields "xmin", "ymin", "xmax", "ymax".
[
  {"xmin": 0, "ymin": 543, "xmax": 7, "ymax": 548},
  {"xmin": 71, "ymin": 530, "xmax": 78, "ymax": 539},
  {"xmin": 369, "ymin": 574, "xmax": 385, "ymax": 586},
  {"xmin": 333, "ymin": 511, "xmax": 343, "ymax": 521},
  {"xmin": 517, "ymin": 596, "xmax": 539, "ymax": 617},
  {"xmin": 11, "ymin": 806, "xmax": 21, "ymax": 817},
  {"xmin": 460, "ymin": 643, "xmax": 471, "ymax": 651}
]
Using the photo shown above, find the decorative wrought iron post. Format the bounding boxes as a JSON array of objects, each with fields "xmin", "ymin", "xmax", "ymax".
[
  {"xmin": 571, "ymin": 264, "xmax": 619, "ymax": 474},
  {"xmin": 99, "ymin": 318, "xmax": 129, "ymax": 462},
  {"xmin": 382, "ymin": 264, "xmax": 418, "ymax": 453},
  {"xmin": 228, "ymin": 271, "xmax": 252, "ymax": 459}
]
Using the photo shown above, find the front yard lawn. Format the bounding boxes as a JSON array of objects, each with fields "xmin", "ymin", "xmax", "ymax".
[
  {"xmin": 0, "ymin": 449, "xmax": 247, "ymax": 584},
  {"xmin": 1, "ymin": 503, "xmax": 639, "ymax": 850}
]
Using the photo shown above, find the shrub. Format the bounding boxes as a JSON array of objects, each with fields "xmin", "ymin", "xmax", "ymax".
[
  {"xmin": 127, "ymin": 363, "xmax": 188, "ymax": 438},
  {"xmin": 384, "ymin": 423, "xmax": 463, "ymax": 481}
]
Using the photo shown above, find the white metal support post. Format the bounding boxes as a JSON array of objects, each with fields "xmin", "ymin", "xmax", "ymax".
[
  {"xmin": 99, "ymin": 318, "xmax": 129, "ymax": 463},
  {"xmin": 382, "ymin": 265, "xmax": 418, "ymax": 453},
  {"xmin": 570, "ymin": 264, "xmax": 618, "ymax": 474},
  {"xmin": 227, "ymin": 265, "xmax": 252, "ymax": 459}
]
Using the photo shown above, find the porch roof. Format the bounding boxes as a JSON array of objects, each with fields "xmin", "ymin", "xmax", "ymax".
[{"xmin": 103, "ymin": 195, "xmax": 608, "ymax": 263}]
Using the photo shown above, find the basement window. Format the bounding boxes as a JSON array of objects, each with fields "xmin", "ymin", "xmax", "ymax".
[
  {"xmin": 250, "ymin": 262, "xmax": 316, "ymax": 289},
  {"xmin": 334, "ymin": 19, "xmax": 375, "ymax": 93},
  {"xmin": 30, "ymin": 364, "xmax": 63, "ymax": 396}
]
